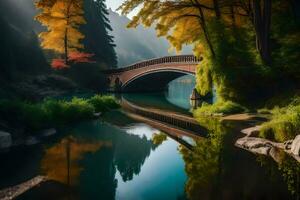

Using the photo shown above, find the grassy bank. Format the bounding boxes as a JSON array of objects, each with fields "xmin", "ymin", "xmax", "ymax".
[
  {"xmin": 259, "ymin": 97, "xmax": 300, "ymax": 142},
  {"xmin": 0, "ymin": 95, "xmax": 120, "ymax": 133},
  {"xmin": 193, "ymin": 100, "xmax": 247, "ymax": 117}
]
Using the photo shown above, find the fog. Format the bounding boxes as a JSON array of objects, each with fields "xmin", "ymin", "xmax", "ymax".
[
  {"xmin": 108, "ymin": 9, "xmax": 192, "ymax": 67},
  {"xmin": 0, "ymin": 0, "xmax": 192, "ymax": 68}
]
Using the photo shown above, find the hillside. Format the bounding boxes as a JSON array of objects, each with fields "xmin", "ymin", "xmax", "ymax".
[{"xmin": 108, "ymin": 9, "xmax": 192, "ymax": 67}]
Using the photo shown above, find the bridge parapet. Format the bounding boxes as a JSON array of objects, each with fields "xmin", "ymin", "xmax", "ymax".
[{"xmin": 104, "ymin": 55, "xmax": 201, "ymax": 74}]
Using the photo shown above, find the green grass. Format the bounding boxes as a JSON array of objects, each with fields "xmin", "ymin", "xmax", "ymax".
[
  {"xmin": 193, "ymin": 100, "xmax": 247, "ymax": 117},
  {"xmin": 0, "ymin": 95, "xmax": 119, "ymax": 132},
  {"xmin": 259, "ymin": 97, "xmax": 300, "ymax": 142}
]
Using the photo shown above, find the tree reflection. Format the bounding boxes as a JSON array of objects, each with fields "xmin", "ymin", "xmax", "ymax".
[
  {"xmin": 41, "ymin": 136, "xmax": 110, "ymax": 186},
  {"xmin": 152, "ymin": 132, "xmax": 167, "ymax": 146},
  {"xmin": 180, "ymin": 117, "xmax": 297, "ymax": 200},
  {"xmin": 114, "ymin": 133, "xmax": 155, "ymax": 182},
  {"xmin": 258, "ymin": 153, "xmax": 300, "ymax": 199},
  {"xmin": 180, "ymin": 117, "xmax": 224, "ymax": 200},
  {"xmin": 39, "ymin": 121, "xmax": 167, "ymax": 199},
  {"xmin": 79, "ymin": 145, "xmax": 117, "ymax": 200}
]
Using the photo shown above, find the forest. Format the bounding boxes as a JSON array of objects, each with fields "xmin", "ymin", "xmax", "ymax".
[
  {"xmin": 0, "ymin": 0, "xmax": 299, "ymax": 199},
  {"xmin": 119, "ymin": 0, "xmax": 300, "ymax": 142}
]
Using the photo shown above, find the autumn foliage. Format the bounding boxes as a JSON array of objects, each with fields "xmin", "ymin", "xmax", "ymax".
[
  {"xmin": 51, "ymin": 52, "xmax": 95, "ymax": 69},
  {"xmin": 51, "ymin": 59, "xmax": 68, "ymax": 69},
  {"xmin": 35, "ymin": 0, "xmax": 89, "ymax": 67}
]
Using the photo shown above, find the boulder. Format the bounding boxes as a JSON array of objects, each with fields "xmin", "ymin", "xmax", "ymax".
[
  {"xmin": 93, "ymin": 112, "xmax": 102, "ymax": 118},
  {"xmin": 291, "ymin": 135, "xmax": 300, "ymax": 156},
  {"xmin": 39, "ymin": 128, "xmax": 57, "ymax": 138},
  {"xmin": 25, "ymin": 136, "xmax": 40, "ymax": 146},
  {"xmin": 241, "ymin": 126, "xmax": 261, "ymax": 137},
  {"xmin": 235, "ymin": 137, "xmax": 272, "ymax": 155},
  {"xmin": 0, "ymin": 131, "xmax": 12, "ymax": 149}
]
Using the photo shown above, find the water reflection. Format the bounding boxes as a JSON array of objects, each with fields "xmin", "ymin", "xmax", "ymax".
[
  {"xmin": 257, "ymin": 154, "xmax": 300, "ymax": 198},
  {"xmin": 180, "ymin": 117, "xmax": 299, "ymax": 200},
  {"xmin": 166, "ymin": 75, "xmax": 195, "ymax": 110},
  {"xmin": 16, "ymin": 119, "xmax": 186, "ymax": 200},
  {"xmin": 2, "ymin": 75, "xmax": 299, "ymax": 200},
  {"xmin": 41, "ymin": 137, "xmax": 107, "ymax": 186},
  {"xmin": 114, "ymin": 126, "xmax": 158, "ymax": 182}
]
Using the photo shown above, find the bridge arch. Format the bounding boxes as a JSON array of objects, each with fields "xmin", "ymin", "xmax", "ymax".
[
  {"xmin": 122, "ymin": 69, "xmax": 195, "ymax": 92},
  {"xmin": 103, "ymin": 55, "xmax": 201, "ymax": 92}
]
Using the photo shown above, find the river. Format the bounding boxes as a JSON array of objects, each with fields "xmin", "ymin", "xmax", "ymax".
[{"xmin": 0, "ymin": 75, "xmax": 299, "ymax": 200}]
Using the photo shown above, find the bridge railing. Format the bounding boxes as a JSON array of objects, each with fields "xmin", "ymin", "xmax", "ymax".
[{"xmin": 104, "ymin": 55, "xmax": 201, "ymax": 74}]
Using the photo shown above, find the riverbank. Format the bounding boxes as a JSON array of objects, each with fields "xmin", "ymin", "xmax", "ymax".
[
  {"xmin": 194, "ymin": 104, "xmax": 300, "ymax": 163},
  {"xmin": 235, "ymin": 125, "xmax": 300, "ymax": 163},
  {"xmin": 0, "ymin": 95, "xmax": 120, "ymax": 150}
]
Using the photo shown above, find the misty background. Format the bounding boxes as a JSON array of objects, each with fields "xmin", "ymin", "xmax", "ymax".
[{"xmin": 2, "ymin": 0, "xmax": 191, "ymax": 67}]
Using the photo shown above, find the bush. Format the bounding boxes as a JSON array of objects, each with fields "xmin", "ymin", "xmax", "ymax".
[
  {"xmin": 194, "ymin": 100, "xmax": 247, "ymax": 116},
  {"xmin": 88, "ymin": 95, "xmax": 120, "ymax": 112},
  {"xmin": 259, "ymin": 98, "xmax": 300, "ymax": 142},
  {"xmin": 0, "ymin": 95, "xmax": 119, "ymax": 132}
]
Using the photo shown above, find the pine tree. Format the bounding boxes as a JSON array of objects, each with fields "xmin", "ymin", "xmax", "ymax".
[{"xmin": 83, "ymin": 0, "xmax": 117, "ymax": 69}]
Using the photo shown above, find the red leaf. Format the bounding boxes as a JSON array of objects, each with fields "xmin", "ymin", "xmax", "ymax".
[
  {"xmin": 69, "ymin": 52, "xmax": 95, "ymax": 63},
  {"xmin": 51, "ymin": 59, "xmax": 69, "ymax": 69}
]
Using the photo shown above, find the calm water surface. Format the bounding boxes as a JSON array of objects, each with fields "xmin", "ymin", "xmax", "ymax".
[{"xmin": 0, "ymin": 75, "xmax": 299, "ymax": 200}]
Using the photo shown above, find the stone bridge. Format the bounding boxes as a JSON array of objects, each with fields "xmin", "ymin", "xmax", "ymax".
[{"xmin": 103, "ymin": 55, "xmax": 201, "ymax": 92}]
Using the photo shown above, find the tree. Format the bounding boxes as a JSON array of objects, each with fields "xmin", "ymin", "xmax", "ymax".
[
  {"xmin": 119, "ymin": 1, "xmax": 239, "ymax": 57},
  {"xmin": 238, "ymin": 0, "xmax": 272, "ymax": 65},
  {"xmin": 118, "ymin": 1, "xmax": 254, "ymax": 98},
  {"xmin": 35, "ymin": 0, "xmax": 86, "ymax": 65},
  {"xmin": 83, "ymin": 0, "xmax": 118, "ymax": 68}
]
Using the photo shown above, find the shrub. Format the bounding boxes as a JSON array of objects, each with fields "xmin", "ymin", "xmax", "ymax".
[
  {"xmin": 259, "ymin": 99, "xmax": 300, "ymax": 142},
  {"xmin": 88, "ymin": 95, "xmax": 120, "ymax": 112},
  {"xmin": 21, "ymin": 103, "xmax": 50, "ymax": 130},
  {"xmin": 0, "ymin": 95, "xmax": 119, "ymax": 133},
  {"xmin": 62, "ymin": 98, "xmax": 95, "ymax": 123},
  {"xmin": 194, "ymin": 100, "xmax": 247, "ymax": 116}
]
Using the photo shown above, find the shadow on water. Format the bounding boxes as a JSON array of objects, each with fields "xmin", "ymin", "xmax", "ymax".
[{"xmin": 120, "ymin": 75, "xmax": 197, "ymax": 115}]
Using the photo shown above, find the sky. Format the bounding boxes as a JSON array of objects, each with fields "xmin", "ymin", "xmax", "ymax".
[{"xmin": 106, "ymin": 0, "xmax": 138, "ymax": 19}]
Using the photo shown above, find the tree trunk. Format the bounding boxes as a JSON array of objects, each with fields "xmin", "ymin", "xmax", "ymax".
[
  {"xmin": 289, "ymin": 0, "xmax": 300, "ymax": 21},
  {"xmin": 213, "ymin": 0, "xmax": 221, "ymax": 19},
  {"xmin": 64, "ymin": 0, "xmax": 74, "ymax": 65},
  {"xmin": 64, "ymin": 28, "xmax": 69, "ymax": 65},
  {"xmin": 191, "ymin": 0, "xmax": 215, "ymax": 56},
  {"xmin": 198, "ymin": 6, "xmax": 216, "ymax": 57},
  {"xmin": 230, "ymin": 5, "xmax": 236, "ymax": 27},
  {"xmin": 252, "ymin": 0, "xmax": 272, "ymax": 65}
]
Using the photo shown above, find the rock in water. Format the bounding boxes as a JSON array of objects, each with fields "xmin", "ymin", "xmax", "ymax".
[
  {"xmin": 93, "ymin": 112, "xmax": 102, "ymax": 118},
  {"xmin": 291, "ymin": 135, "xmax": 300, "ymax": 156},
  {"xmin": 25, "ymin": 136, "xmax": 40, "ymax": 146},
  {"xmin": 0, "ymin": 131, "xmax": 12, "ymax": 149},
  {"xmin": 40, "ymin": 128, "xmax": 57, "ymax": 137}
]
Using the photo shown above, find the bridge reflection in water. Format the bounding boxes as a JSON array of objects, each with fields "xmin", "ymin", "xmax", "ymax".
[{"xmin": 120, "ymin": 98, "xmax": 207, "ymax": 150}]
